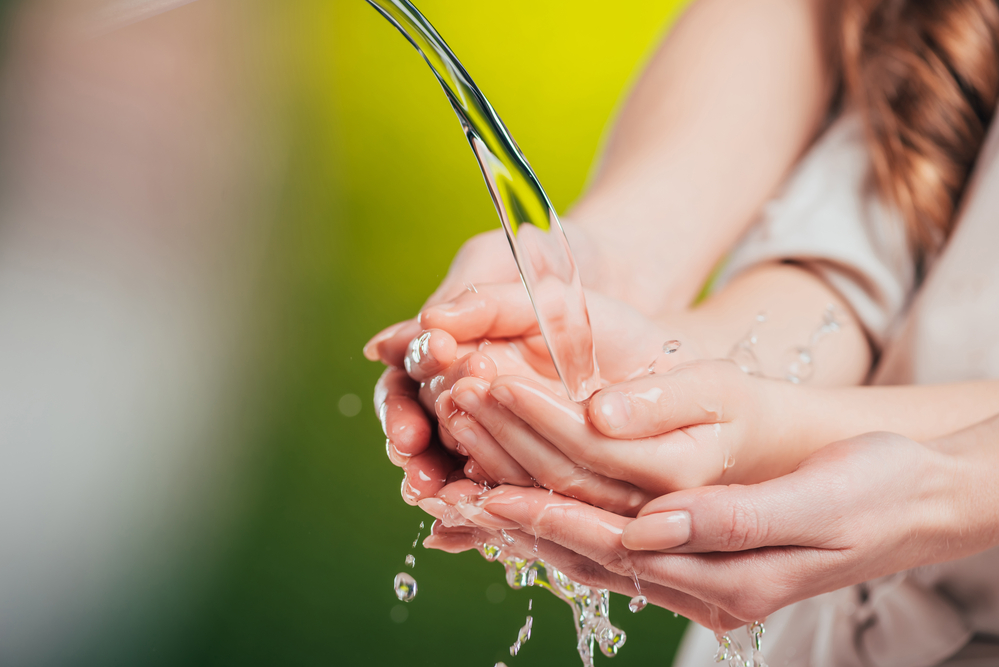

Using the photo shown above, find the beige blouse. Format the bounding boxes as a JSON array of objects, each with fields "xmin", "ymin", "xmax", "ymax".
[{"xmin": 677, "ymin": 110, "xmax": 999, "ymax": 666}]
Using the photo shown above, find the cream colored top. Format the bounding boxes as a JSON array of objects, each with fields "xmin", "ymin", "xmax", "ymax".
[{"xmin": 677, "ymin": 111, "xmax": 999, "ymax": 666}]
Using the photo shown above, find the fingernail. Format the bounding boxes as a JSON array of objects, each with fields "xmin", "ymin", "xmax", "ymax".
[
  {"xmin": 595, "ymin": 391, "xmax": 632, "ymax": 430},
  {"xmin": 451, "ymin": 386, "xmax": 482, "ymax": 412},
  {"xmin": 400, "ymin": 473, "xmax": 422, "ymax": 506},
  {"xmin": 490, "ymin": 384, "xmax": 514, "ymax": 406},
  {"xmin": 455, "ymin": 502, "xmax": 522, "ymax": 530},
  {"xmin": 417, "ymin": 498, "xmax": 448, "ymax": 520},
  {"xmin": 363, "ymin": 321, "xmax": 407, "ymax": 361},
  {"xmin": 622, "ymin": 511, "xmax": 690, "ymax": 551},
  {"xmin": 385, "ymin": 439, "xmax": 411, "ymax": 466}
]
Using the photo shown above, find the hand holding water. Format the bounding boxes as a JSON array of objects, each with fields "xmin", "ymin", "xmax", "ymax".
[{"xmin": 425, "ymin": 415, "xmax": 999, "ymax": 631}]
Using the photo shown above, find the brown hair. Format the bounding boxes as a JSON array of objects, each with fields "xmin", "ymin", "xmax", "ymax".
[{"xmin": 840, "ymin": 0, "xmax": 999, "ymax": 254}]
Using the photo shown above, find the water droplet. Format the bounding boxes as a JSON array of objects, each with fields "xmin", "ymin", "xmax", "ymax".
[
  {"xmin": 500, "ymin": 529, "xmax": 516, "ymax": 544},
  {"xmin": 528, "ymin": 598, "xmax": 533, "ymax": 611},
  {"xmin": 527, "ymin": 568, "xmax": 538, "ymax": 586},
  {"xmin": 509, "ymin": 615, "xmax": 533, "ymax": 655},
  {"xmin": 723, "ymin": 452, "xmax": 735, "ymax": 471},
  {"xmin": 405, "ymin": 554, "xmax": 415, "ymax": 568},
  {"xmin": 495, "ymin": 663, "xmax": 508, "ymax": 667},
  {"xmin": 673, "ymin": 612, "xmax": 678, "ymax": 618},
  {"xmin": 663, "ymin": 340, "xmax": 681, "ymax": 354},
  {"xmin": 628, "ymin": 595, "xmax": 647, "ymax": 613},
  {"xmin": 482, "ymin": 544, "xmax": 501, "ymax": 561},
  {"xmin": 394, "ymin": 572, "xmax": 417, "ymax": 602},
  {"xmin": 463, "ymin": 281, "xmax": 478, "ymax": 293},
  {"xmin": 419, "ymin": 521, "xmax": 424, "ymax": 529}
]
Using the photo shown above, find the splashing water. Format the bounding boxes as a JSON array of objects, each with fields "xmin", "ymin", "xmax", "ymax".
[
  {"xmin": 492, "ymin": 553, "xmax": 626, "ymax": 667},
  {"xmin": 394, "ymin": 572, "xmax": 418, "ymax": 602},
  {"xmin": 365, "ymin": 0, "xmax": 599, "ymax": 402},
  {"xmin": 728, "ymin": 313, "xmax": 768, "ymax": 375},
  {"xmin": 509, "ymin": 615, "xmax": 533, "ymax": 656},
  {"xmin": 715, "ymin": 621, "xmax": 768, "ymax": 667},
  {"xmin": 783, "ymin": 304, "xmax": 843, "ymax": 384}
]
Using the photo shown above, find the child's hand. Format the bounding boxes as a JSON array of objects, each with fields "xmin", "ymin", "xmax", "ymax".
[{"xmin": 444, "ymin": 359, "xmax": 806, "ymax": 514}]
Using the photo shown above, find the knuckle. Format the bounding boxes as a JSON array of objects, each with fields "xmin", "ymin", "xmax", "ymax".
[{"xmin": 722, "ymin": 498, "xmax": 765, "ymax": 551}]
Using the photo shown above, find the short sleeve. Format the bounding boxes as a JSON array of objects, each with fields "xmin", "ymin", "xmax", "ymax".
[{"xmin": 715, "ymin": 114, "xmax": 916, "ymax": 354}]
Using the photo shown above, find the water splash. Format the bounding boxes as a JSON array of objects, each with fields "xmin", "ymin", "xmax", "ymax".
[
  {"xmin": 509, "ymin": 615, "xmax": 533, "ymax": 656},
  {"xmin": 365, "ymin": 0, "xmax": 599, "ymax": 401},
  {"xmin": 728, "ymin": 313, "xmax": 767, "ymax": 375},
  {"xmin": 784, "ymin": 304, "xmax": 842, "ymax": 384},
  {"xmin": 490, "ymin": 553, "xmax": 626, "ymax": 666},
  {"xmin": 715, "ymin": 621, "xmax": 768, "ymax": 667}
]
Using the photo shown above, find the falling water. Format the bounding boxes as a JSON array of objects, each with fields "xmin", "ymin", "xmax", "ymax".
[{"xmin": 365, "ymin": 0, "xmax": 600, "ymax": 402}]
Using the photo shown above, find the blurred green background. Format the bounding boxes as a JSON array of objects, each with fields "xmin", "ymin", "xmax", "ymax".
[
  {"xmin": 5, "ymin": 0, "xmax": 697, "ymax": 665},
  {"xmin": 194, "ymin": 1, "xmax": 693, "ymax": 666}
]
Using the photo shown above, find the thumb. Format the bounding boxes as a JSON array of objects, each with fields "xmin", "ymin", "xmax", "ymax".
[
  {"xmin": 588, "ymin": 360, "xmax": 743, "ymax": 438},
  {"xmin": 622, "ymin": 468, "xmax": 833, "ymax": 553},
  {"xmin": 418, "ymin": 282, "xmax": 538, "ymax": 342}
]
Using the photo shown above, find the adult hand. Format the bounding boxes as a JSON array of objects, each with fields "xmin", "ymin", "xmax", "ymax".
[
  {"xmin": 438, "ymin": 425, "xmax": 999, "ymax": 631},
  {"xmin": 419, "ymin": 479, "xmax": 747, "ymax": 632}
]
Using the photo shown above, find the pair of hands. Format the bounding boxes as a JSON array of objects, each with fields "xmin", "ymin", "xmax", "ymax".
[{"xmin": 369, "ymin": 272, "xmax": 805, "ymax": 515}]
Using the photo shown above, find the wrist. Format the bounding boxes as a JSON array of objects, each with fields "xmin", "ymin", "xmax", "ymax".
[{"xmin": 923, "ymin": 417, "xmax": 999, "ymax": 560}]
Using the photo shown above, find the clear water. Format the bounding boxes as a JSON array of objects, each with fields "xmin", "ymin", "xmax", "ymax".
[
  {"xmin": 365, "ymin": 0, "xmax": 600, "ymax": 402},
  {"xmin": 394, "ymin": 572, "xmax": 418, "ymax": 602},
  {"xmin": 496, "ymin": 553, "xmax": 626, "ymax": 667},
  {"xmin": 715, "ymin": 621, "xmax": 768, "ymax": 667}
]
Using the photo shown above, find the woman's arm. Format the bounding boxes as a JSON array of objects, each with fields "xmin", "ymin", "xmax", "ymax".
[{"xmin": 570, "ymin": 0, "xmax": 837, "ymax": 315}]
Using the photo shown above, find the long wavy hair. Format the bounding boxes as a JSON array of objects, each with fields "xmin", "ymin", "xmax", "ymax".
[{"xmin": 840, "ymin": 0, "xmax": 999, "ymax": 254}]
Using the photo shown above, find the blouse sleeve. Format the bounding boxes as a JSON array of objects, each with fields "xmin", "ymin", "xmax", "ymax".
[{"xmin": 715, "ymin": 114, "xmax": 916, "ymax": 354}]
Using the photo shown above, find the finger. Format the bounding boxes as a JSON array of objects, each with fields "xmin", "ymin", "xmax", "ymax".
[
  {"xmin": 403, "ymin": 329, "xmax": 459, "ymax": 383},
  {"xmin": 587, "ymin": 360, "xmax": 739, "ymax": 438},
  {"xmin": 419, "ymin": 350, "xmax": 497, "ymax": 415},
  {"xmin": 365, "ymin": 318, "xmax": 423, "ymax": 366},
  {"xmin": 375, "ymin": 367, "xmax": 432, "ymax": 459},
  {"xmin": 475, "ymin": 486, "xmax": 788, "ymax": 627},
  {"xmin": 400, "ymin": 446, "xmax": 457, "ymax": 505},
  {"xmin": 487, "ymin": 374, "xmax": 714, "ymax": 495},
  {"xmin": 419, "ymin": 283, "xmax": 539, "ymax": 343},
  {"xmin": 435, "ymin": 389, "xmax": 531, "ymax": 485},
  {"xmin": 452, "ymin": 376, "xmax": 649, "ymax": 515},
  {"xmin": 626, "ymin": 466, "xmax": 840, "ymax": 553}
]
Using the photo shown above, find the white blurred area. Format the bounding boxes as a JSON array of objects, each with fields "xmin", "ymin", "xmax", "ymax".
[{"xmin": 0, "ymin": 0, "xmax": 281, "ymax": 663}]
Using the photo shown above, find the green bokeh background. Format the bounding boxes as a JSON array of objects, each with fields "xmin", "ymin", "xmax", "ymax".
[{"xmin": 51, "ymin": 0, "xmax": 697, "ymax": 665}]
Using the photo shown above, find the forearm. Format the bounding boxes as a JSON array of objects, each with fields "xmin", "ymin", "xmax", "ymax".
[
  {"xmin": 671, "ymin": 261, "xmax": 873, "ymax": 386},
  {"xmin": 790, "ymin": 383, "xmax": 999, "ymax": 462},
  {"xmin": 569, "ymin": 0, "xmax": 836, "ymax": 316}
]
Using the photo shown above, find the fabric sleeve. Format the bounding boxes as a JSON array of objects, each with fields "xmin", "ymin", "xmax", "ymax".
[{"xmin": 715, "ymin": 114, "xmax": 916, "ymax": 354}]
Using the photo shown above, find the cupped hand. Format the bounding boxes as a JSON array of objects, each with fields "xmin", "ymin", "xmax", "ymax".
[
  {"xmin": 442, "ymin": 357, "xmax": 809, "ymax": 515},
  {"xmin": 437, "ymin": 429, "xmax": 976, "ymax": 631},
  {"xmin": 418, "ymin": 479, "xmax": 746, "ymax": 632},
  {"xmin": 409, "ymin": 283, "xmax": 700, "ymax": 510}
]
